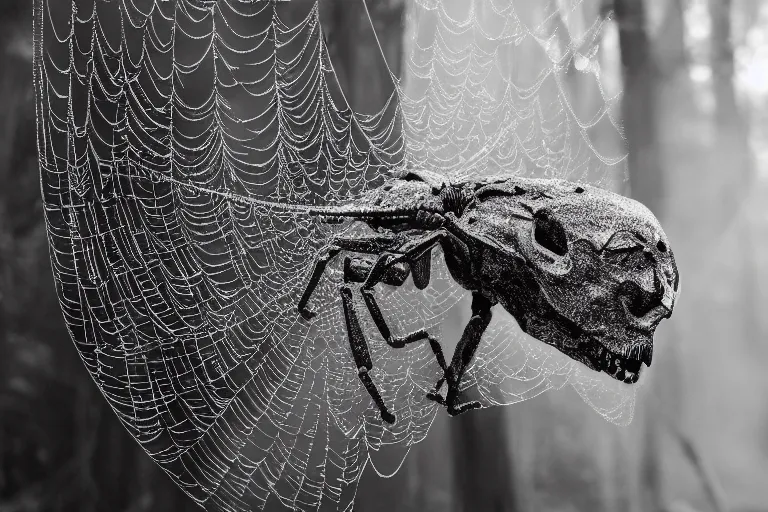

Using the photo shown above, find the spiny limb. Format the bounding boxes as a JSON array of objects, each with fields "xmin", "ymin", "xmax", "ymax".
[
  {"xmin": 297, "ymin": 234, "xmax": 399, "ymax": 320},
  {"xmin": 359, "ymin": 288, "xmax": 449, "ymax": 376},
  {"xmin": 345, "ymin": 232, "xmax": 449, "ymax": 376},
  {"xmin": 411, "ymin": 251, "xmax": 432, "ymax": 290},
  {"xmin": 427, "ymin": 292, "xmax": 495, "ymax": 417},
  {"xmin": 298, "ymin": 246, "xmax": 340, "ymax": 320},
  {"xmin": 340, "ymin": 286, "xmax": 396, "ymax": 424},
  {"xmin": 352, "ymin": 230, "xmax": 464, "ymax": 400},
  {"xmin": 342, "ymin": 252, "xmax": 448, "ymax": 373}
]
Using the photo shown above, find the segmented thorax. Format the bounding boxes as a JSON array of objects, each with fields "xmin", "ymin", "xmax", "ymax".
[{"xmin": 328, "ymin": 170, "xmax": 476, "ymax": 224}]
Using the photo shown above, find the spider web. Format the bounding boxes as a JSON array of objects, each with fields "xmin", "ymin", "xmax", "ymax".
[{"xmin": 34, "ymin": 0, "xmax": 630, "ymax": 511}]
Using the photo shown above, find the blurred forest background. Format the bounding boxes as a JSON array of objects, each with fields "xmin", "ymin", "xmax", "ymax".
[{"xmin": 1, "ymin": 0, "xmax": 768, "ymax": 511}]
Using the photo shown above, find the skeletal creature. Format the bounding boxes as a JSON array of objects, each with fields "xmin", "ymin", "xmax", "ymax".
[{"xmin": 298, "ymin": 170, "xmax": 679, "ymax": 424}]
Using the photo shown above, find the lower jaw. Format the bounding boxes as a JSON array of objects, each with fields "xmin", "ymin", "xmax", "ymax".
[
  {"xmin": 604, "ymin": 364, "xmax": 641, "ymax": 384},
  {"xmin": 598, "ymin": 346, "xmax": 643, "ymax": 384},
  {"xmin": 525, "ymin": 317, "xmax": 645, "ymax": 385},
  {"xmin": 577, "ymin": 340, "xmax": 643, "ymax": 384}
]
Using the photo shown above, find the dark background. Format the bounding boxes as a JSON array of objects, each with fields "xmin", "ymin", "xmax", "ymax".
[{"xmin": 1, "ymin": 0, "xmax": 767, "ymax": 511}]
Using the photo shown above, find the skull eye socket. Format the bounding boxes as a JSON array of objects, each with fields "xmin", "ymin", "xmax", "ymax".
[{"xmin": 533, "ymin": 209, "xmax": 568, "ymax": 256}]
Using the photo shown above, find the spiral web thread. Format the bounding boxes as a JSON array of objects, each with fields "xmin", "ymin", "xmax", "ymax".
[{"xmin": 34, "ymin": 0, "xmax": 630, "ymax": 511}]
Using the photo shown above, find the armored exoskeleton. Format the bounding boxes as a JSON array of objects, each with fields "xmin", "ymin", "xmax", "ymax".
[{"xmin": 298, "ymin": 170, "xmax": 679, "ymax": 424}]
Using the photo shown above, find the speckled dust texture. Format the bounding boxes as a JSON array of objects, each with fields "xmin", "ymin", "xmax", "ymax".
[{"xmin": 335, "ymin": 169, "xmax": 680, "ymax": 384}]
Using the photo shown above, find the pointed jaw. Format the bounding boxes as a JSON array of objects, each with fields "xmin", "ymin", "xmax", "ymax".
[{"xmin": 591, "ymin": 343, "xmax": 651, "ymax": 384}]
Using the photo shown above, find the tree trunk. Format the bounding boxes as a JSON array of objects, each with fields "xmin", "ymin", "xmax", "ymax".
[
  {"xmin": 708, "ymin": 0, "xmax": 761, "ymax": 348},
  {"xmin": 709, "ymin": 0, "xmax": 753, "ymax": 205},
  {"xmin": 614, "ymin": 1, "xmax": 666, "ymax": 511},
  {"xmin": 654, "ymin": 0, "xmax": 688, "ymax": 80},
  {"xmin": 710, "ymin": 0, "xmax": 740, "ymax": 132},
  {"xmin": 445, "ymin": 296, "xmax": 518, "ymax": 512},
  {"xmin": 452, "ymin": 406, "xmax": 518, "ymax": 512},
  {"xmin": 614, "ymin": 0, "xmax": 665, "ymax": 217}
]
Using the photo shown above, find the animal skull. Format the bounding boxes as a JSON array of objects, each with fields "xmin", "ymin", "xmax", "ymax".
[{"xmin": 470, "ymin": 178, "xmax": 679, "ymax": 384}]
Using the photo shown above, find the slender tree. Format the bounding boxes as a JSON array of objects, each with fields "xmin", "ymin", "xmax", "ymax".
[
  {"xmin": 708, "ymin": 0, "xmax": 761, "ymax": 348},
  {"xmin": 452, "ymin": 399, "xmax": 518, "ymax": 512},
  {"xmin": 654, "ymin": 0, "xmax": 689, "ymax": 80},
  {"xmin": 614, "ymin": 0, "xmax": 665, "ymax": 216},
  {"xmin": 613, "ymin": 1, "xmax": 667, "ymax": 511}
]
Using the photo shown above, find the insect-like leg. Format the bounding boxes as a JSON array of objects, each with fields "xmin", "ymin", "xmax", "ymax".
[
  {"xmin": 345, "ymin": 253, "xmax": 435, "ymax": 344},
  {"xmin": 297, "ymin": 235, "xmax": 398, "ymax": 320},
  {"xmin": 340, "ymin": 286, "xmax": 396, "ymax": 424},
  {"xmin": 343, "ymin": 255, "xmax": 449, "ymax": 384},
  {"xmin": 353, "ymin": 230, "xmax": 463, "ymax": 396},
  {"xmin": 427, "ymin": 292, "xmax": 495, "ymax": 416}
]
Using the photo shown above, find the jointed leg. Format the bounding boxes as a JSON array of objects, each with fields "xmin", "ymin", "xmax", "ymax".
[
  {"xmin": 340, "ymin": 286, "xmax": 396, "ymax": 424},
  {"xmin": 427, "ymin": 292, "xmax": 495, "ymax": 416},
  {"xmin": 359, "ymin": 289, "xmax": 448, "ymax": 378},
  {"xmin": 346, "ymin": 255, "xmax": 436, "ymax": 349},
  {"xmin": 343, "ymin": 257, "xmax": 410, "ymax": 288},
  {"xmin": 342, "ymin": 254, "xmax": 449, "ymax": 394},
  {"xmin": 298, "ymin": 234, "xmax": 398, "ymax": 320},
  {"xmin": 350, "ymin": 230, "xmax": 459, "ymax": 396},
  {"xmin": 314, "ymin": 228, "xmax": 484, "ymax": 423},
  {"xmin": 356, "ymin": 230, "xmax": 455, "ymax": 353},
  {"xmin": 337, "ymin": 230, "xmax": 458, "ymax": 423}
]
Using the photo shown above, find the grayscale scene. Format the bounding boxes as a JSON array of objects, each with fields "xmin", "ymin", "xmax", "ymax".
[{"xmin": 0, "ymin": 0, "xmax": 766, "ymax": 511}]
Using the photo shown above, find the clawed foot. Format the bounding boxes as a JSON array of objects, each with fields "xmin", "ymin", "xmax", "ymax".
[
  {"xmin": 298, "ymin": 307, "xmax": 316, "ymax": 321},
  {"xmin": 380, "ymin": 410, "xmax": 396, "ymax": 425},
  {"xmin": 425, "ymin": 377, "xmax": 482, "ymax": 416},
  {"xmin": 426, "ymin": 376, "xmax": 447, "ymax": 405},
  {"xmin": 426, "ymin": 389, "xmax": 446, "ymax": 406},
  {"xmin": 447, "ymin": 400, "xmax": 481, "ymax": 416}
]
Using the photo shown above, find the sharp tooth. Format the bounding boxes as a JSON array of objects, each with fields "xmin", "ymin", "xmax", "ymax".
[
  {"xmin": 597, "ymin": 345, "xmax": 606, "ymax": 359},
  {"xmin": 601, "ymin": 348, "xmax": 612, "ymax": 371},
  {"xmin": 640, "ymin": 345, "xmax": 653, "ymax": 367},
  {"xmin": 595, "ymin": 346, "xmax": 606, "ymax": 370}
]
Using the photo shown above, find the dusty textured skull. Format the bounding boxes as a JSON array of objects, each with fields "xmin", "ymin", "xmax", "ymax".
[{"xmin": 470, "ymin": 178, "xmax": 679, "ymax": 384}]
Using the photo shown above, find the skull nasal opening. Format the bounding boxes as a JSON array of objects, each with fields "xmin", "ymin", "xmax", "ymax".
[
  {"xmin": 618, "ymin": 280, "xmax": 664, "ymax": 320},
  {"xmin": 533, "ymin": 209, "xmax": 568, "ymax": 256}
]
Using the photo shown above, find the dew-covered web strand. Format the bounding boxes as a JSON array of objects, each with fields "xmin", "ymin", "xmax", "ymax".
[
  {"xmin": 36, "ymin": 1, "xmax": 633, "ymax": 512},
  {"xmin": 38, "ymin": 2, "xmax": 437, "ymax": 510},
  {"xmin": 396, "ymin": 0, "xmax": 625, "ymax": 184}
]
